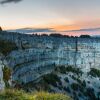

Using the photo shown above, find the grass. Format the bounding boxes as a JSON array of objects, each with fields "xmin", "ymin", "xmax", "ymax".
[
  {"xmin": 0, "ymin": 89, "xmax": 72, "ymax": 100},
  {"xmin": 35, "ymin": 92, "xmax": 71, "ymax": 100}
]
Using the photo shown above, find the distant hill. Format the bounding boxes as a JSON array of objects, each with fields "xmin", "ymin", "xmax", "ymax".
[
  {"xmin": 64, "ymin": 27, "xmax": 100, "ymax": 32},
  {"xmin": 7, "ymin": 27, "xmax": 100, "ymax": 36},
  {"xmin": 7, "ymin": 28, "xmax": 56, "ymax": 34}
]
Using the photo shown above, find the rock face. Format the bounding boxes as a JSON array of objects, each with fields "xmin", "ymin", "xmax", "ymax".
[
  {"xmin": 0, "ymin": 54, "xmax": 5, "ymax": 91},
  {"xmin": 0, "ymin": 31, "xmax": 100, "ymax": 84}
]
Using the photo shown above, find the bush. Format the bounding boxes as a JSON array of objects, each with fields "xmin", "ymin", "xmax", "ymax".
[
  {"xmin": 55, "ymin": 66, "xmax": 67, "ymax": 74},
  {"xmin": 3, "ymin": 66, "xmax": 11, "ymax": 82},
  {"xmin": 88, "ymin": 68, "xmax": 100, "ymax": 77},
  {"xmin": 55, "ymin": 66, "xmax": 82, "ymax": 75},
  {"xmin": 2, "ymin": 66, "xmax": 12, "ymax": 87},
  {"xmin": 80, "ymin": 35, "xmax": 91, "ymax": 38},
  {"xmin": 66, "ymin": 66, "xmax": 82, "ymax": 75},
  {"xmin": 63, "ymin": 87, "xmax": 71, "ymax": 93},
  {"xmin": 82, "ymin": 80, "xmax": 86, "ymax": 87},
  {"xmin": 0, "ymin": 40, "xmax": 18, "ymax": 55},
  {"xmin": 64, "ymin": 77, "xmax": 69, "ymax": 83},
  {"xmin": 86, "ymin": 88, "xmax": 96, "ymax": 100},
  {"xmin": 71, "ymin": 83, "xmax": 79, "ymax": 91},
  {"xmin": 43, "ymin": 73, "xmax": 60, "ymax": 86},
  {"xmin": 71, "ymin": 75, "xmax": 77, "ymax": 80}
]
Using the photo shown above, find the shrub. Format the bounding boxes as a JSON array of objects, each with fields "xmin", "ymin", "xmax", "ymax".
[
  {"xmin": 66, "ymin": 66, "xmax": 82, "ymax": 75},
  {"xmin": 88, "ymin": 68, "xmax": 100, "ymax": 77},
  {"xmin": 76, "ymin": 78, "xmax": 80, "ymax": 83},
  {"xmin": 82, "ymin": 80, "xmax": 86, "ymax": 87},
  {"xmin": 64, "ymin": 77, "xmax": 69, "ymax": 83},
  {"xmin": 55, "ymin": 66, "xmax": 66, "ymax": 74},
  {"xmin": 43, "ymin": 73, "xmax": 60, "ymax": 86},
  {"xmin": 55, "ymin": 66, "xmax": 83, "ymax": 75},
  {"xmin": 71, "ymin": 75, "xmax": 77, "ymax": 80},
  {"xmin": 0, "ymin": 40, "xmax": 18, "ymax": 55},
  {"xmin": 86, "ymin": 88, "xmax": 96, "ymax": 100},
  {"xmin": 80, "ymin": 35, "xmax": 91, "ymax": 38},
  {"xmin": 63, "ymin": 87, "xmax": 71, "ymax": 93},
  {"xmin": 71, "ymin": 83, "xmax": 79, "ymax": 91},
  {"xmin": 78, "ymin": 92, "xmax": 82, "ymax": 97},
  {"xmin": 2, "ymin": 66, "xmax": 12, "ymax": 87}
]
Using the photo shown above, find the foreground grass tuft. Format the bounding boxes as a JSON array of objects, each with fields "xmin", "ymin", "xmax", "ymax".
[{"xmin": 0, "ymin": 89, "xmax": 72, "ymax": 100}]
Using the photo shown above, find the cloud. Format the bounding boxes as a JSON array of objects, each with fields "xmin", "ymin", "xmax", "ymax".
[{"xmin": 0, "ymin": 0, "xmax": 22, "ymax": 4}]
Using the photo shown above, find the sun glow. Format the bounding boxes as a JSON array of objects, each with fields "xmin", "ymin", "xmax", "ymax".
[{"xmin": 52, "ymin": 25, "xmax": 80, "ymax": 31}]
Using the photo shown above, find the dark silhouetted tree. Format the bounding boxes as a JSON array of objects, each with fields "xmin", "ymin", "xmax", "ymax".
[
  {"xmin": 80, "ymin": 35, "xmax": 91, "ymax": 38},
  {"xmin": 0, "ymin": 27, "xmax": 2, "ymax": 31}
]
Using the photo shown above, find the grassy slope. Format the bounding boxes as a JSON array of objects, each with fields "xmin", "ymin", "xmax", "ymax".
[{"xmin": 0, "ymin": 89, "xmax": 72, "ymax": 100}]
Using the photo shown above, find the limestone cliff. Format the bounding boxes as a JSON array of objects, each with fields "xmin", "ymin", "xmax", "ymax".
[
  {"xmin": 1, "ymin": 31, "xmax": 100, "ymax": 99},
  {"xmin": 0, "ymin": 31, "xmax": 100, "ymax": 84}
]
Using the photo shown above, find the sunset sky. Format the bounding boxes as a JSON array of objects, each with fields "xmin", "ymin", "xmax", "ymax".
[{"xmin": 0, "ymin": 0, "xmax": 100, "ymax": 33}]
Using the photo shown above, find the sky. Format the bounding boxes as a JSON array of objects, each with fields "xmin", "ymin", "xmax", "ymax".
[{"xmin": 0, "ymin": 0, "xmax": 100, "ymax": 35}]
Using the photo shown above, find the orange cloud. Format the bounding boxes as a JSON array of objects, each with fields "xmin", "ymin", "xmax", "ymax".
[{"xmin": 52, "ymin": 25, "xmax": 81, "ymax": 31}]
